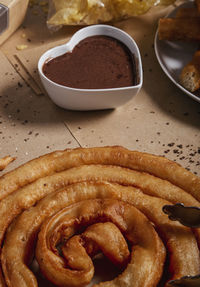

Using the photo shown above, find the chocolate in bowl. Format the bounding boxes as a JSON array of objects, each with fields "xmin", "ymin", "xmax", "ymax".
[
  {"xmin": 43, "ymin": 36, "xmax": 137, "ymax": 90},
  {"xmin": 38, "ymin": 24, "xmax": 143, "ymax": 110}
]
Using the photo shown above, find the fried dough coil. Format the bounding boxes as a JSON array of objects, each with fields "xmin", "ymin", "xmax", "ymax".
[
  {"xmin": 0, "ymin": 164, "xmax": 200, "ymax": 255},
  {"xmin": 2, "ymin": 182, "xmax": 200, "ymax": 287},
  {"xmin": 0, "ymin": 146, "xmax": 199, "ymax": 287},
  {"xmin": 0, "ymin": 146, "xmax": 199, "ymax": 200},
  {"xmin": 36, "ymin": 199, "xmax": 165, "ymax": 287}
]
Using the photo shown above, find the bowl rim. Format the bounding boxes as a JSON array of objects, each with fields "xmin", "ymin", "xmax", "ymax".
[{"xmin": 38, "ymin": 24, "xmax": 143, "ymax": 92}]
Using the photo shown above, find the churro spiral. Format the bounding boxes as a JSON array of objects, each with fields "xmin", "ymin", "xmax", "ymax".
[
  {"xmin": 35, "ymin": 199, "xmax": 165, "ymax": 287},
  {"xmin": 0, "ymin": 146, "xmax": 199, "ymax": 287}
]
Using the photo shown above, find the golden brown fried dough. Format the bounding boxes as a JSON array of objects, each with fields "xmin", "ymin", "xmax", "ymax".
[
  {"xmin": 0, "ymin": 156, "xmax": 15, "ymax": 171},
  {"xmin": 175, "ymin": 8, "xmax": 200, "ymax": 18},
  {"xmin": 0, "ymin": 146, "xmax": 199, "ymax": 200},
  {"xmin": 62, "ymin": 222, "xmax": 130, "ymax": 269},
  {"xmin": 158, "ymin": 0, "xmax": 200, "ymax": 95},
  {"xmin": 0, "ymin": 164, "xmax": 200, "ymax": 260},
  {"xmin": 2, "ymin": 182, "xmax": 199, "ymax": 287},
  {"xmin": 0, "ymin": 146, "xmax": 199, "ymax": 287},
  {"xmin": 36, "ymin": 199, "xmax": 164, "ymax": 287},
  {"xmin": 158, "ymin": 18, "xmax": 200, "ymax": 41},
  {"xmin": 180, "ymin": 50, "xmax": 200, "ymax": 92}
]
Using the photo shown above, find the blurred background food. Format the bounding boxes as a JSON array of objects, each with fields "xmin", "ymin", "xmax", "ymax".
[
  {"xmin": 158, "ymin": 0, "xmax": 200, "ymax": 93},
  {"xmin": 47, "ymin": 0, "xmax": 176, "ymax": 27},
  {"xmin": 0, "ymin": 0, "xmax": 29, "ymax": 45}
]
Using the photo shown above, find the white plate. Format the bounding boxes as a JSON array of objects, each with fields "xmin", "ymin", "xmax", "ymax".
[{"xmin": 154, "ymin": 1, "xmax": 200, "ymax": 103}]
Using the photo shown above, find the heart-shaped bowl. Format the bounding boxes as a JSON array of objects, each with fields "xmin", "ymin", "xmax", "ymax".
[{"xmin": 38, "ymin": 24, "xmax": 143, "ymax": 111}]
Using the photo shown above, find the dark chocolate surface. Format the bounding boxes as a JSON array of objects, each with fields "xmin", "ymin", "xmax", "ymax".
[{"xmin": 43, "ymin": 36, "xmax": 136, "ymax": 89}]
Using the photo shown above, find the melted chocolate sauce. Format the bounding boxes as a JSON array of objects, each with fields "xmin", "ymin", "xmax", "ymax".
[{"xmin": 43, "ymin": 36, "xmax": 137, "ymax": 89}]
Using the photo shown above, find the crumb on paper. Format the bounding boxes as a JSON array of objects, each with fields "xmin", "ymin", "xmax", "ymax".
[
  {"xmin": 21, "ymin": 33, "xmax": 26, "ymax": 38},
  {"xmin": 16, "ymin": 45, "xmax": 28, "ymax": 51}
]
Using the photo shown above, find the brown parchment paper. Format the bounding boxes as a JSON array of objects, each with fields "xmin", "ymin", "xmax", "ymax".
[
  {"xmin": 0, "ymin": 50, "xmax": 79, "ymax": 173},
  {"xmin": 5, "ymin": 2, "xmax": 199, "ymax": 176},
  {"xmin": 14, "ymin": 38, "xmax": 69, "ymax": 94}
]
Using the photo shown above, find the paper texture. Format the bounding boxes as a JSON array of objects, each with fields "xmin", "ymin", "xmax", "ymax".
[
  {"xmin": 0, "ymin": 50, "xmax": 79, "ymax": 173},
  {"xmin": 14, "ymin": 38, "xmax": 68, "ymax": 94}
]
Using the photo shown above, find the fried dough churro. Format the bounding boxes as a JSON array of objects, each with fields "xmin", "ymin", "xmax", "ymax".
[
  {"xmin": 2, "ymin": 182, "xmax": 199, "ymax": 287},
  {"xmin": 0, "ymin": 156, "xmax": 15, "ymax": 171},
  {"xmin": 0, "ymin": 146, "xmax": 199, "ymax": 199},
  {"xmin": 158, "ymin": 0, "xmax": 200, "ymax": 93},
  {"xmin": 158, "ymin": 18, "xmax": 200, "ymax": 42},
  {"xmin": 36, "ymin": 199, "xmax": 165, "ymax": 287},
  {"xmin": 158, "ymin": 0, "xmax": 200, "ymax": 42},
  {"xmin": 180, "ymin": 50, "xmax": 200, "ymax": 92},
  {"xmin": 0, "ymin": 146, "xmax": 199, "ymax": 287},
  {"xmin": 175, "ymin": 7, "xmax": 200, "ymax": 18}
]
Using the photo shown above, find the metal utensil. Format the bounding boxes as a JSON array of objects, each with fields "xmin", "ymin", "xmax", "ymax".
[
  {"xmin": 162, "ymin": 203, "xmax": 200, "ymax": 228},
  {"xmin": 0, "ymin": 3, "xmax": 8, "ymax": 35},
  {"xmin": 163, "ymin": 203, "xmax": 200, "ymax": 286},
  {"xmin": 168, "ymin": 275, "xmax": 200, "ymax": 287}
]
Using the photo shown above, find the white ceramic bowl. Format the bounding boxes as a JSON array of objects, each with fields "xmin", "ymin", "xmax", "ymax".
[{"xmin": 38, "ymin": 25, "xmax": 143, "ymax": 111}]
